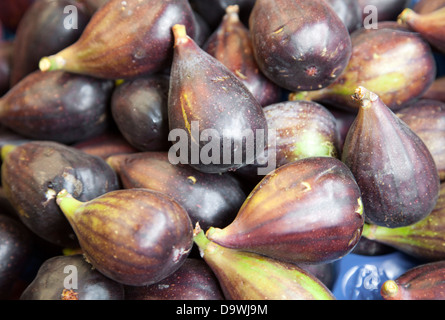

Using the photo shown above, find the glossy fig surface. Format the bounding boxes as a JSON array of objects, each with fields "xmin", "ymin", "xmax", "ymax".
[
  {"xmin": 39, "ymin": 0, "xmax": 198, "ymax": 79},
  {"xmin": 56, "ymin": 188, "xmax": 194, "ymax": 286},
  {"xmin": 325, "ymin": 0, "xmax": 362, "ymax": 33},
  {"xmin": 168, "ymin": 24, "xmax": 267, "ymax": 174},
  {"xmin": 342, "ymin": 87, "xmax": 440, "ymax": 228},
  {"xmin": 207, "ymin": 157, "xmax": 364, "ymax": 264},
  {"xmin": 20, "ymin": 254, "xmax": 125, "ymax": 300},
  {"xmin": 249, "ymin": 0, "xmax": 352, "ymax": 92}
]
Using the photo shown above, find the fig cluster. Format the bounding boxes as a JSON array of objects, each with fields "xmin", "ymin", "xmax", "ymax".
[{"xmin": 0, "ymin": 0, "xmax": 445, "ymax": 301}]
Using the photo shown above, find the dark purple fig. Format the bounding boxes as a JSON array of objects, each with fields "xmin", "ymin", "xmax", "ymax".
[
  {"xmin": 325, "ymin": 0, "xmax": 362, "ymax": 33},
  {"xmin": 296, "ymin": 262, "xmax": 337, "ymax": 290},
  {"xmin": 1, "ymin": 141, "xmax": 120, "ymax": 247},
  {"xmin": 381, "ymin": 261, "xmax": 445, "ymax": 300},
  {"xmin": 168, "ymin": 24, "xmax": 268, "ymax": 174},
  {"xmin": 414, "ymin": 0, "xmax": 445, "ymax": 14},
  {"xmin": 290, "ymin": 28, "xmax": 436, "ymax": 112},
  {"xmin": 398, "ymin": 7, "xmax": 445, "ymax": 54},
  {"xmin": 397, "ymin": 99, "xmax": 445, "ymax": 181},
  {"xmin": 55, "ymin": 188, "xmax": 194, "ymax": 286},
  {"xmin": 249, "ymin": 0, "xmax": 352, "ymax": 92},
  {"xmin": 38, "ymin": 0, "xmax": 198, "ymax": 79},
  {"xmin": 124, "ymin": 258, "xmax": 224, "ymax": 300},
  {"xmin": 0, "ymin": 41, "xmax": 13, "ymax": 97},
  {"xmin": 0, "ymin": 70, "xmax": 113, "ymax": 144},
  {"xmin": 10, "ymin": 0, "xmax": 91, "ymax": 86},
  {"xmin": 106, "ymin": 152, "xmax": 246, "ymax": 231},
  {"xmin": 358, "ymin": 0, "xmax": 409, "ymax": 23},
  {"xmin": 0, "ymin": 214, "xmax": 32, "ymax": 300},
  {"xmin": 207, "ymin": 157, "xmax": 364, "ymax": 264},
  {"xmin": 20, "ymin": 254, "xmax": 125, "ymax": 300},
  {"xmin": 362, "ymin": 183, "xmax": 445, "ymax": 261},
  {"xmin": 111, "ymin": 75, "xmax": 170, "ymax": 152},
  {"xmin": 422, "ymin": 76, "xmax": 445, "ymax": 103},
  {"xmin": 342, "ymin": 87, "xmax": 440, "ymax": 228},
  {"xmin": 328, "ymin": 107, "xmax": 357, "ymax": 153},
  {"xmin": 79, "ymin": 0, "xmax": 109, "ymax": 14},
  {"xmin": 351, "ymin": 236, "xmax": 395, "ymax": 256},
  {"xmin": 203, "ymin": 5, "xmax": 281, "ymax": 107},
  {"xmin": 0, "ymin": 0, "xmax": 35, "ymax": 31}
]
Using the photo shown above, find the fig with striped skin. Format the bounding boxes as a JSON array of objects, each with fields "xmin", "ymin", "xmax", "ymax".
[
  {"xmin": 55, "ymin": 188, "xmax": 194, "ymax": 286},
  {"xmin": 207, "ymin": 157, "xmax": 364, "ymax": 264},
  {"xmin": 342, "ymin": 87, "xmax": 440, "ymax": 228},
  {"xmin": 381, "ymin": 261, "xmax": 445, "ymax": 300},
  {"xmin": 39, "ymin": 0, "xmax": 198, "ymax": 79},
  {"xmin": 193, "ymin": 225, "xmax": 336, "ymax": 300}
]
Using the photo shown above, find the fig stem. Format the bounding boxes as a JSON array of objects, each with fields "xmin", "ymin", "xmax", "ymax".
[
  {"xmin": 226, "ymin": 5, "xmax": 240, "ymax": 21},
  {"xmin": 193, "ymin": 223, "xmax": 210, "ymax": 251},
  {"xmin": 288, "ymin": 90, "xmax": 325, "ymax": 102},
  {"xmin": 56, "ymin": 189, "xmax": 83, "ymax": 219},
  {"xmin": 39, "ymin": 55, "xmax": 66, "ymax": 72},
  {"xmin": 1, "ymin": 144, "xmax": 17, "ymax": 161},
  {"xmin": 381, "ymin": 280, "xmax": 400, "ymax": 299},
  {"xmin": 172, "ymin": 24, "xmax": 189, "ymax": 47},
  {"xmin": 351, "ymin": 86, "xmax": 378, "ymax": 109},
  {"xmin": 397, "ymin": 8, "xmax": 415, "ymax": 24}
]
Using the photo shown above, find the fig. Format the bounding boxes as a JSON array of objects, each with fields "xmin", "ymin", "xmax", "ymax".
[
  {"xmin": 296, "ymin": 262, "xmax": 337, "ymax": 290},
  {"xmin": 397, "ymin": 99, "xmax": 445, "ymax": 181},
  {"xmin": 290, "ymin": 28, "xmax": 436, "ymax": 112},
  {"xmin": 249, "ymin": 0, "xmax": 352, "ymax": 92},
  {"xmin": 193, "ymin": 225, "xmax": 336, "ymax": 300},
  {"xmin": 111, "ymin": 75, "xmax": 171, "ymax": 152},
  {"xmin": 414, "ymin": 0, "xmax": 445, "ymax": 14},
  {"xmin": 10, "ymin": 0, "xmax": 91, "ymax": 86},
  {"xmin": 38, "ymin": 0, "xmax": 198, "ymax": 79},
  {"xmin": 362, "ymin": 183, "xmax": 445, "ymax": 262},
  {"xmin": 422, "ymin": 76, "xmax": 445, "ymax": 103},
  {"xmin": 106, "ymin": 152, "xmax": 246, "ymax": 231},
  {"xmin": 55, "ymin": 188, "xmax": 194, "ymax": 286},
  {"xmin": 325, "ymin": 0, "xmax": 362, "ymax": 33},
  {"xmin": 1, "ymin": 141, "xmax": 120, "ymax": 247},
  {"xmin": 351, "ymin": 236, "xmax": 395, "ymax": 256},
  {"xmin": 342, "ymin": 87, "xmax": 440, "ymax": 228},
  {"xmin": 0, "ymin": 41, "xmax": 13, "ymax": 97},
  {"xmin": 124, "ymin": 258, "xmax": 224, "ymax": 300},
  {"xmin": 168, "ymin": 24, "xmax": 267, "ymax": 174},
  {"xmin": 0, "ymin": 70, "xmax": 114, "ymax": 144},
  {"xmin": 381, "ymin": 261, "xmax": 445, "ymax": 300},
  {"xmin": 203, "ymin": 5, "xmax": 281, "ymax": 107},
  {"xmin": 0, "ymin": 0, "xmax": 35, "ymax": 31},
  {"xmin": 207, "ymin": 157, "xmax": 364, "ymax": 264},
  {"xmin": 398, "ymin": 7, "xmax": 445, "ymax": 54},
  {"xmin": 20, "ymin": 254, "xmax": 125, "ymax": 300}
]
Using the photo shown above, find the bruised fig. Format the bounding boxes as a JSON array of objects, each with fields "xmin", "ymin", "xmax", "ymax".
[
  {"xmin": 55, "ymin": 188, "xmax": 194, "ymax": 286},
  {"xmin": 381, "ymin": 261, "xmax": 445, "ymax": 300},
  {"xmin": 0, "ymin": 70, "xmax": 113, "ymax": 144},
  {"xmin": 20, "ymin": 254, "xmax": 125, "ymax": 300},
  {"xmin": 207, "ymin": 157, "xmax": 364, "ymax": 264},
  {"xmin": 106, "ymin": 152, "xmax": 246, "ymax": 231},
  {"xmin": 38, "ymin": 0, "xmax": 198, "ymax": 79},
  {"xmin": 1, "ymin": 141, "xmax": 120, "ymax": 247},
  {"xmin": 194, "ymin": 225, "xmax": 336, "ymax": 300},
  {"xmin": 203, "ymin": 5, "xmax": 281, "ymax": 107},
  {"xmin": 342, "ymin": 87, "xmax": 440, "ymax": 228},
  {"xmin": 290, "ymin": 28, "xmax": 436, "ymax": 112},
  {"xmin": 168, "ymin": 24, "xmax": 267, "ymax": 174},
  {"xmin": 249, "ymin": 0, "xmax": 352, "ymax": 92},
  {"xmin": 124, "ymin": 258, "xmax": 224, "ymax": 300}
]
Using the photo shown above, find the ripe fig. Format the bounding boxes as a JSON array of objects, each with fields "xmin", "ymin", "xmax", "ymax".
[
  {"xmin": 55, "ymin": 188, "xmax": 194, "ymax": 286},
  {"xmin": 193, "ymin": 226, "xmax": 336, "ymax": 300},
  {"xmin": 207, "ymin": 157, "xmax": 364, "ymax": 264},
  {"xmin": 290, "ymin": 28, "xmax": 436, "ymax": 112},
  {"xmin": 381, "ymin": 261, "xmax": 445, "ymax": 300},
  {"xmin": 203, "ymin": 5, "xmax": 281, "ymax": 107},
  {"xmin": 325, "ymin": 0, "xmax": 362, "ymax": 33},
  {"xmin": 362, "ymin": 183, "xmax": 445, "ymax": 261},
  {"xmin": 38, "ymin": 0, "xmax": 198, "ymax": 79},
  {"xmin": 106, "ymin": 152, "xmax": 246, "ymax": 231},
  {"xmin": 422, "ymin": 76, "xmax": 445, "ymax": 102},
  {"xmin": 249, "ymin": 0, "xmax": 352, "ymax": 92},
  {"xmin": 1, "ymin": 141, "xmax": 120, "ymax": 247},
  {"xmin": 124, "ymin": 258, "xmax": 224, "ymax": 300},
  {"xmin": 342, "ymin": 87, "xmax": 440, "ymax": 228},
  {"xmin": 111, "ymin": 75, "xmax": 170, "ymax": 152},
  {"xmin": 20, "ymin": 254, "xmax": 125, "ymax": 300},
  {"xmin": 397, "ymin": 99, "xmax": 445, "ymax": 181},
  {"xmin": 0, "ymin": 0, "xmax": 35, "ymax": 31},
  {"xmin": 0, "ymin": 70, "xmax": 114, "ymax": 144},
  {"xmin": 168, "ymin": 24, "xmax": 267, "ymax": 174}
]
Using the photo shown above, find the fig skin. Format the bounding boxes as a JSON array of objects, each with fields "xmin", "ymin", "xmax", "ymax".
[
  {"xmin": 0, "ymin": 70, "xmax": 114, "ymax": 144},
  {"xmin": 106, "ymin": 152, "xmax": 246, "ymax": 231},
  {"xmin": 124, "ymin": 258, "xmax": 224, "ymax": 300},
  {"xmin": 342, "ymin": 87, "xmax": 440, "ymax": 228},
  {"xmin": 20, "ymin": 254, "xmax": 125, "ymax": 300},
  {"xmin": 1, "ymin": 141, "xmax": 120, "ymax": 247},
  {"xmin": 325, "ymin": 0, "xmax": 362, "ymax": 33},
  {"xmin": 414, "ymin": 0, "xmax": 445, "ymax": 14},
  {"xmin": 381, "ymin": 261, "xmax": 445, "ymax": 300},
  {"xmin": 422, "ymin": 76, "xmax": 445, "ymax": 103},
  {"xmin": 0, "ymin": 41, "xmax": 13, "ymax": 97},
  {"xmin": 203, "ymin": 5, "xmax": 281, "ymax": 107},
  {"xmin": 249, "ymin": 0, "xmax": 352, "ymax": 92},
  {"xmin": 39, "ymin": 0, "xmax": 198, "ymax": 79},
  {"xmin": 207, "ymin": 157, "xmax": 364, "ymax": 264},
  {"xmin": 56, "ymin": 188, "xmax": 194, "ymax": 286},
  {"xmin": 0, "ymin": 0, "xmax": 35, "ymax": 31}
]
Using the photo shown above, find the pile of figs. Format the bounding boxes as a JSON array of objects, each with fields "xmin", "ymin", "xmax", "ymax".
[{"xmin": 1, "ymin": 0, "xmax": 445, "ymax": 301}]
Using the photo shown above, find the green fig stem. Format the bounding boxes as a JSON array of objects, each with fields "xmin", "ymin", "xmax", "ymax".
[
  {"xmin": 361, "ymin": 223, "xmax": 376, "ymax": 239},
  {"xmin": 381, "ymin": 280, "xmax": 400, "ymax": 299},
  {"xmin": 288, "ymin": 90, "xmax": 325, "ymax": 102},
  {"xmin": 397, "ymin": 8, "xmax": 415, "ymax": 25},
  {"xmin": 39, "ymin": 54, "xmax": 67, "ymax": 72},
  {"xmin": 193, "ymin": 223, "xmax": 211, "ymax": 253},
  {"xmin": 1, "ymin": 144, "xmax": 17, "ymax": 161},
  {"xmin": 56, "ymin": 189, "xmax": 83, "ymax": 219}
]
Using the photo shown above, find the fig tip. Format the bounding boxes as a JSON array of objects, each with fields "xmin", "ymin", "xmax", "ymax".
[
  {"xmin": 39, "ymin": 55, "xmax": 66, "ymax": 72},
  {"xmin": 381, "ymin": 280, "xmax": 400, "ymax": 299},
  {"xmin": 226, "ymin": 4, "xmax": 240, "ymax": 15},
  {"xmin": 172, "ymin": 24, "xmax": 190, "ymax": 46},
  {"xmin": 352, "ymin": 87, "xmax": 378, "ymax": 108}
]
